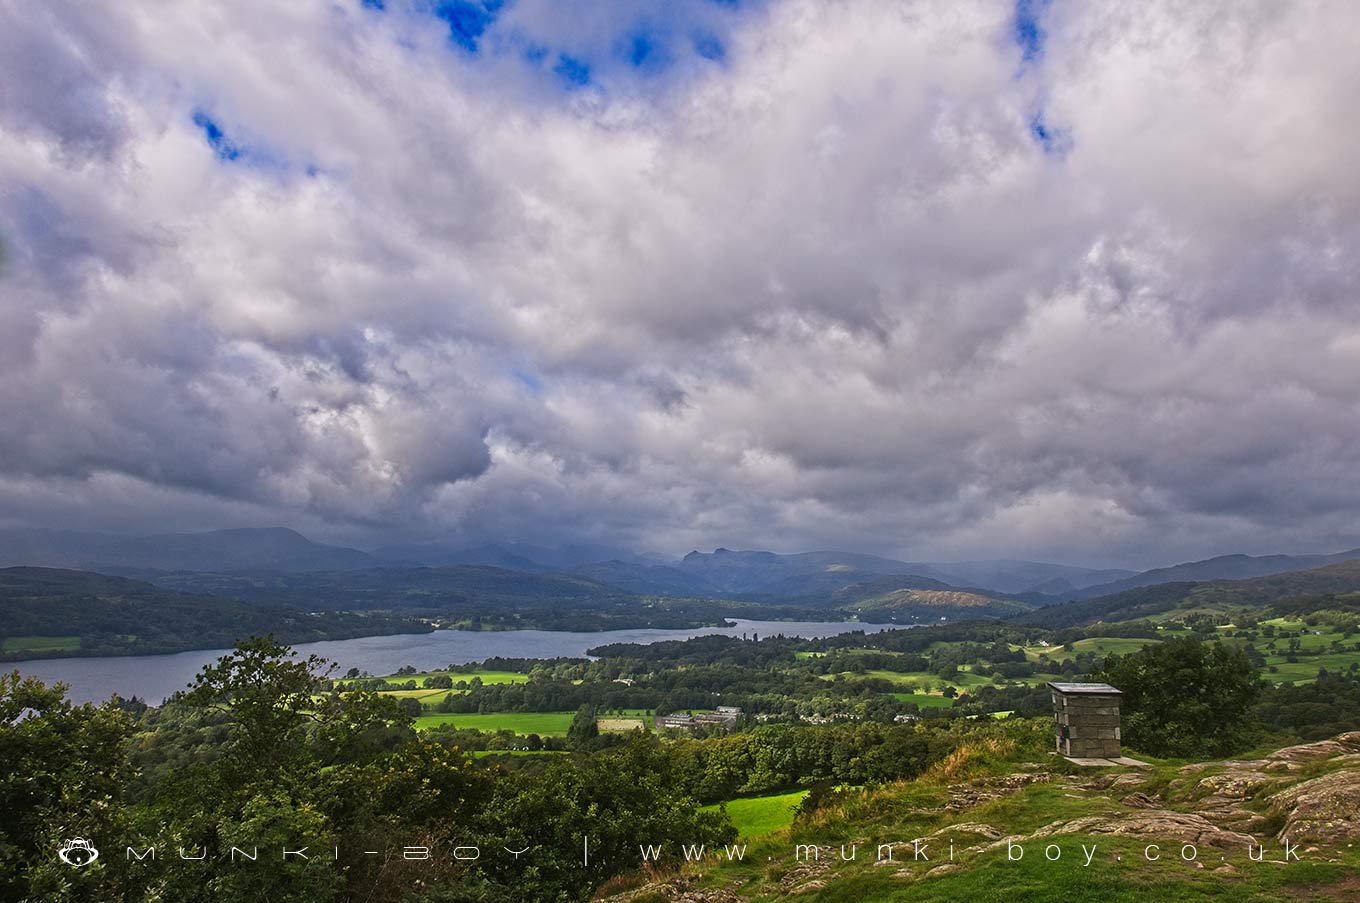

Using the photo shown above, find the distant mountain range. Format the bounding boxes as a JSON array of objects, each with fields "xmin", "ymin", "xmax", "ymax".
[
  {"xmin": 564, "ymin": 548, "xmax": 1132, "ymax": 600},
  {"xmin": 7, "ymin": 525, "xmax": 1360, "ymax": 660},
  {"xmin": 2, "ymin": 526, "xmax": 1360, "ymax": 629},
  {"xmin": 1018, "ymin": 558, "xmax": 1360, "ymax": 629},
  {"xmin": 1057, "ymin": 549, "xmax": 1360, "ymax": 601}
]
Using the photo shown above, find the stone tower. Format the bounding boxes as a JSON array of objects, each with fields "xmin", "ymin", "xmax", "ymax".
[{"xmin": 1048, "ymin": 681, "xmax": 1123, "ymax": 759}]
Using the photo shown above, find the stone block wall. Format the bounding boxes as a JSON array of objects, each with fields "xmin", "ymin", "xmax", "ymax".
[{"xmin": 1052, "ymin": 689, "xmax": 1122, "ymax": 758}]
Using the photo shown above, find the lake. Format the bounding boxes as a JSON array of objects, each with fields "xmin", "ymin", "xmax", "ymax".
[{"xmin": 11, "ymin": 619, "xmax": 897, "ymax": 704}]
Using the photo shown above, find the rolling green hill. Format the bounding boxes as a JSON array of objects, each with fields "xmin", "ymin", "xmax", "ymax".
[
  {"xmin": 846, "ymin": 586, "xmax": 1034, "ymax": 619},
  {"xmin": 1020, "ymin": 560, "xmax": 1360, "ymax": 629}
]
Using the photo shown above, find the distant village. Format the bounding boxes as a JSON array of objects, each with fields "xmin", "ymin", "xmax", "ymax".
[{"xmin": 654, "ymin": 706, "xmax": 742, "ymax": 731}]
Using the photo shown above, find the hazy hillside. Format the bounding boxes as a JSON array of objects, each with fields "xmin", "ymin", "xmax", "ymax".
[
  {"xmin": 845, "ymin": 587, "xmax": 1034, "ymax": 619},
  {"xmin": 570, "ymin": 560, "xmax": 722, "ymax": 597},
  {"xmin": 674, "ymin": 549, "xmax": 916, "ymax": 594},
  {"xmin": 149, "ymin": 565, "xmax": 634, "ymax": 611},
  {"xmin": 1020, "ymin": 559, "xmax": 1360, "ymax": 628},
  {"xmin": 672, "ymin": 548, "xmax": 1132, "ymax": 597},
  {"xmin": 0, "ymin": 567, "xmax": 426, "ymax": 659},
  {"xmin": 371, "ymin": 541, "xmax": 631, "ymax": 571},
  {"xmin": 0, "ymin": 527, "xmax": 376, "ymax": 573},
  {"xmin": 913, "ymin": 559, "xmax": 1135, "ymax": 595},
  {"xmin": 1066, "ymin": 548, "xmax": 1360, "ymax": 600}
]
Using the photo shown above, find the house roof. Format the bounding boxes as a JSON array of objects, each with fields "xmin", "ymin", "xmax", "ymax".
[{"xmin": 1048, "ymin": 681, "xmax": 1122, "ymax": 695}]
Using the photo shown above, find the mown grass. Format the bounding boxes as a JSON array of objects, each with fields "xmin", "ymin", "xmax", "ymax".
[
  {"xmin": 702, "ymin": 790, "xmax": 810, "ymax": 839},
  {"xmin": 413, "ymin": 709, "xmax": 652, "ymax": 735},
  {"xmin": 890, "ymin": 693, "xmax": 956, "ymax": 708},
  {"xmin": 368, "ymin": 669, "xmax": 530, "ymax": 687}
]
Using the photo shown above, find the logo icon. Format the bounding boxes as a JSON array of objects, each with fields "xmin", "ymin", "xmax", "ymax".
[{"xmin": 58, "ymin": 838, "xmax": 99, "ymax": 867}]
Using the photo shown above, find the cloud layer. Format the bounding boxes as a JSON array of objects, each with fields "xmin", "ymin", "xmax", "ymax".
[{"xmin": 2, "ymin": 0, "xmax": 1358, "ymax": 568}]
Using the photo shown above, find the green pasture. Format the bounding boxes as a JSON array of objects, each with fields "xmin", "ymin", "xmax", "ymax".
[
  {"xmin": 413, "ymin": 709, "xmax": 652, "ymax": 736},
  {"xmin": 1, "ymin": 635, "xmax": 80, "ymax": 653},
  {"xmin": 702, "ymin": 789, "xmax": 809, "ymax": 838}
]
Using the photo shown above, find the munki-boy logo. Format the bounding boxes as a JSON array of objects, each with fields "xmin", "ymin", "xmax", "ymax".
[{"xmin": 58, "ymin": 838, "xmax": 99, "ymax": 867}]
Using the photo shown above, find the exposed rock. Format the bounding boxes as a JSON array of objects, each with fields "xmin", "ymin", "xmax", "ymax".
[
  {"xmin": 1081, "ymin": 772, "xmax": 1149, "ymax": 792},
  {"xmin": 947, "ymin": 772, "xmax": 1050, "ymax": 810},
  {"xmin": 1120, "ymin": 792, "xmax": 1161, "ymax": 809},
  {"xmin": 1269, "ymin": 769, "xmax": 1360, "ymax": 843},
  {"xmin": 594, "ymin": 877, "xmax": 743, "ymax": 903},
  {"xmin": 1109, "ymin": 773, "xmax": 1149, "ymax": 790},
  {"xmin": 1264, "ymin": 732, "xmax": 1360, "ymax": 764},
  {"xmin": 1195, "ymin": 769, "xmax": 1275, "ymax": 800},
  {"xmin": 1010, "ymin": 810, "xmax": 1259, "ymax": 850},
  {"xmin": 1178, "ymin": 734, "xmax": 1360, "ymax": 779},
  {"xmin": 927, "ymin": 822, "xmax": 1003, "ymax": 841}
]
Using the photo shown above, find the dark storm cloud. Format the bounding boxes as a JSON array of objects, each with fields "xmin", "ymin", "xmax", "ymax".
[{"xmin": 1, "ymin": 0, "xmax": 1358, "ymax": 568}]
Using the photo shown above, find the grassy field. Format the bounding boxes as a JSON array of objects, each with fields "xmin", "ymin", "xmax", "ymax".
[
  {"xmin": 413, "ymin": 710, "xmax": 651, "ymax": 735},
  {"xmin": 1020, "ymin": 637, "xmax": 1158, "ymax": 659},
  {"xmin": 702, "ymin": 789, "xmax": 809, "ymax": 838},
  {"xmin": 369, "ymin": 669, "xmax": 531, "ymax": 688},
  {"xmin": 415, "ymin": 712, "xmax": 578, "ymax": 734},
  {"xmin": 598, "ymin": 717, "xmax": 646, "ymax": 731},
  {"xmin": 889, "ymin": 692, "xmax": 956, "ymax": 708},
  {"xmin": 1, "ymin": 635, "xmax": 80, "ymax": 653}
]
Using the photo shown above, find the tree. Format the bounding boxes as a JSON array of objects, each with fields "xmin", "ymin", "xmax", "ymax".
[
  {"xmin": 1094, "ymin": 638, "xmax": 1262, "ymax": 758},
  {"xmin": 0, "ymin": 671, "xmax": 133, "ymax": 902},
  {"xmin": 186, "ymin": 635, "xmax": 334, "ymax": 777},
  {"xmin": 567, "ymin": 703, "xmax": 599, "ymax": 749}
]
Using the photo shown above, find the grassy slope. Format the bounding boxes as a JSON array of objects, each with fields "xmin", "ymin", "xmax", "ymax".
[{"xmin": 608, "ymin": 720, "xmax": 1360, "ymax": 903}]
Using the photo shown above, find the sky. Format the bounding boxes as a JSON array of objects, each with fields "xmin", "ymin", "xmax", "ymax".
[{"xmin": 1, "ymin": 0, "xmax": 1359, "ymax": 569}]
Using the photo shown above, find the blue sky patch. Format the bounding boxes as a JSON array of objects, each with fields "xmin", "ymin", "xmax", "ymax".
[
  {"xmin": 434, "ymin": 0, "xmax": 504, "ymax": 53},
  {"xmin": 1013, "ymin": 0, "xmax": 1049, "ymax": 63},
  {"xmin": 1029, "ymin": 112, "xmax": 1071, "ymax": 156},
  {"xmin": 554, "ymin": 54, "xmax": 591, "ymax": 88},
  {"xmin": 192, "ymin": 111, "xmax": 243, "ymax": 161},
  {"xmin": 628, "ymin": 33, "xmax": 657, "ymax": 67},
  {"xmin": 693, "ymin": 31, "xmax": 725, "ymax": 61}
]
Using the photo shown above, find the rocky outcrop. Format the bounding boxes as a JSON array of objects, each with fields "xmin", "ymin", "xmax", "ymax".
[
  {"xmin": 1174, "ymin": 732, "xmax": 1360, "ymax": 843},
  {"xmin": 597, "ymin": 732, "xmax": 1360, "ymax": 902},
  {"xmin": 1007, "ymin": 810, "xmax": 1258, "ymax": 850},
  {"xmin": 1269, "ymin": 769, "xmax": 1360, "ymax": 844},
  {"xmin": 946, "ymin": 771, "xmax": 1050, "ymax": 810}
]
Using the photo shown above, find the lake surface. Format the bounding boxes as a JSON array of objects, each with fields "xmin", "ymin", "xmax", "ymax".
[{"xmin": 11, "ymin": 619, "xmax": 896, "ymax": 704}]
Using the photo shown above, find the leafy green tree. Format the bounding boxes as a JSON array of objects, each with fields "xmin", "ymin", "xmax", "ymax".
[
  {"xmin": 480, "ymin": 735, "xmax": 735, "ymax": 900},
  {"xmin": 0, "ymin": 671, "xmax": 135, "ymax": 902},
  {"xmin": 186, "ymin": 635, "xmax": 334, "ymax": 778},
  {"xmin": 1094, "ymin": 638, "xmax": 1262, "ymax": 758},
  {"xmin": 566, "ymin": 703, "xmax": 599, "ymax": 749}
]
